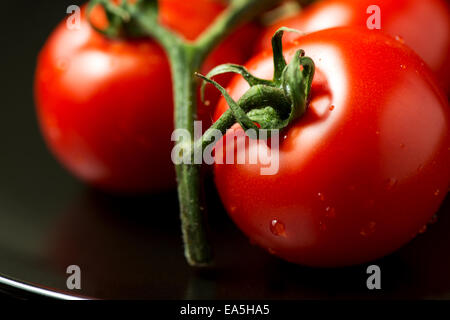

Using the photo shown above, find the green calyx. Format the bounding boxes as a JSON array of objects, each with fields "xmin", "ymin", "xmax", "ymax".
[
  {"xmin": 87, "ymin": 0, "xmax": 158, "ymax": 38},
  {"xmin": 198, "ymin": 27, "xmax": 315, "ymax": 134}
]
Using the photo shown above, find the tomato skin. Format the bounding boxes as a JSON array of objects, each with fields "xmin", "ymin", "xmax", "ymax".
[
  {"xmin": 214, "ymin": 28, "xmax": 450, "ymax": 267},
  {"xmin": 258, "ymin": 0, "xmax": 450, "ymax": 92},
  {"xmin": 35, "ymin": 1, "xmax": 259, "ymax": 193}
]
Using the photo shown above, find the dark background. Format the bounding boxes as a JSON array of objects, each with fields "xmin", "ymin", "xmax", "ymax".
[{"xmin": 0, "ymin": 0, "xmax": 449, "ymax": 300}]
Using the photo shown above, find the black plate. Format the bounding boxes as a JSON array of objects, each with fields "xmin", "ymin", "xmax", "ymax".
[{"xmin": 0, "ymin": 0, "xmax": 449, "ymax": 300}]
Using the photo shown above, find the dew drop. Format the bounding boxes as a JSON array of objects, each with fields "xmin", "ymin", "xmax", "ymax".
[
  {"xmin": 400, "ymin": 64, "xmax": 407, "ymax": 70},
  {"xmin": 270, "ymin": 219, "xmax": 286, "ymax": 237},
  {"xmin": 204, "ymin": 100, "xmax": 211, "ymax": 106},
  {"xmin": 434, "ymin": 189, "xmax": 440, "ymax": 196},
  {"xmin": 329, "ymin": 105, "xmax": 335, "ymax": 111},
  {"xmin": 385, "ymin": 178, "xmax": 398, "ymax": 190},
  {"xmin": 317, "ymin": 192, "xmax": 325, "ymax": 201},
  {"xmin": 375, "ymin": 131, "xmax": 380, "ymax": 136},
  {"xmin": 395, "ymin": 35, "xmax": 405, "ymax": 44}
]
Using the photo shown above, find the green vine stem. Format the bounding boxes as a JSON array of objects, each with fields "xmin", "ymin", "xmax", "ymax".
[
  {"xmin": 88, "ymin": 0, "xmax": 316, "ymax": 267},
  {"xmin": 130, "ymin": 0, "xmax": 282, "ymax": 267}
]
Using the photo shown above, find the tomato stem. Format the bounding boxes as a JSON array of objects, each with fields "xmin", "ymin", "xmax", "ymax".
[
  {"xmin": 87, "ymin": 0, "xmax": 315, "ymax": 267},
  {"xmin": 126, "ymin": 0, "xmax": 283, "ymax": 267}
]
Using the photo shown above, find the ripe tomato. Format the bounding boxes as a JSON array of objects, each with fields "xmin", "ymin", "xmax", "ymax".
[
  {"xmin": 35, "ymin": 0, "xmax": 258, "ymax": 193},
  {"xmin": 258, "ymin": 0, "xmax": 450, "ymax": 91},
  {"xmin": 213, "ymin": 28, "xmax": 450, "ymax": 267}
]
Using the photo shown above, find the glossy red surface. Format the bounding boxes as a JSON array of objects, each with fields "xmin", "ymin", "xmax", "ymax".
[
  {"xmin": 214, "ymin": 28, "xmax": 450, "ymax": 267},
  {"xmin": 34, "ymin": 1, "xmax": 259, "ymax": 193},
  {"xmin": 258, "ymin": 0, "xmax": 450, "ymax": 91}
]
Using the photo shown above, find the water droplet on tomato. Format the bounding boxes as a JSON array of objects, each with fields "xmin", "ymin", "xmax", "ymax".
[
  {"xmin": 400, "ymin": 64, "xmax": 407, "ymax": 70},
  {"xmin": 230, "ymin": 206, "xmax": 237, "ymax": 213},
  {"xmin": 385, "ymin": 178, "xmax": 398, "ymax": 190},
  {"xmin": 317, "ymin": 192, "xmax": 325, "ymax": 201},
  {"xmin": 329, "ymin": 105, "xmax": 335, "ymax": 111},
  {"xmin": 204, "ymin": 100, "xmax": 211, "ymax": 106},
  {"xmin": 434, "ymin": 189, "xmax": 440, "ymax": 196},
  {"xmin": 270, "ymin": 219, "xmax": 286, "ymax": 237},
  {"xmin": 395, "ymin": 35, "xmax": 405, "ymax": 44},
  {"xmin": 375, "ymin": 131, "xmax": 380, "ymax": 136}
]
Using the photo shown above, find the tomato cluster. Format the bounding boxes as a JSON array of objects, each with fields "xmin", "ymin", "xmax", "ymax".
[
  {"xmin": 35, "ymin": 0, "xmax": 258, "ymax": 193},
  {"xmin": 35, "ymin": 0, "xmax": 449, "ymax": 267}
]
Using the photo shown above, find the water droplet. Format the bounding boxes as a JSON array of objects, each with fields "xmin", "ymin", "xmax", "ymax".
[
  {"xmin": 283, "ymin": 135, "xmax": 288, "ymax": 140},
  {"xmin": 395, "ymin": 35, "xmax": 405, "ymax": 44},
  {"xmin": 385, "ymin": 178, "xmax": 398, "ymax": 190},
  {"xmin": 317, "ymin": 192, "xmax": 325, "ymax": 201},
  {"xmin": 418, "ymin": 225, "xmax": 427, "ymax": 234},
  {"xmin": 434, "ymin": 189, "xmax": 440, "ymax": 196},
  {"xmin": 270, "ymin": 219, "xmax": 286, "ymax": 237},
  {"xmin": 400, "ymin": 64, "xmax": 407, "ymax": 70},
  {"xmin": 204, "ymin": 100, "xmax": 211, "ymax": 106},
  {"xmin": 329, "ymin": 105, "xmax": 335, "ymax": 111},
  {"xmin": 375, "ymin": 131, "xmax": 380, "ymax": 136},
  {"xmin": 325, "ymin": 206, "xmax": 336, "ymax": 218}
]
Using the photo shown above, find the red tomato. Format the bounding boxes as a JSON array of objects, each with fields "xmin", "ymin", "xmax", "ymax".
[
  {"xmin": 258, "ymin": 0, "xmax": 450, "ymax": 92},
  {"xmin": 213, "ymin": 28, "xmax": 450, "ymax": 267},
  {"xmin": 35, "ymin": 0, "xmax": 259, "ymax": 193}
]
